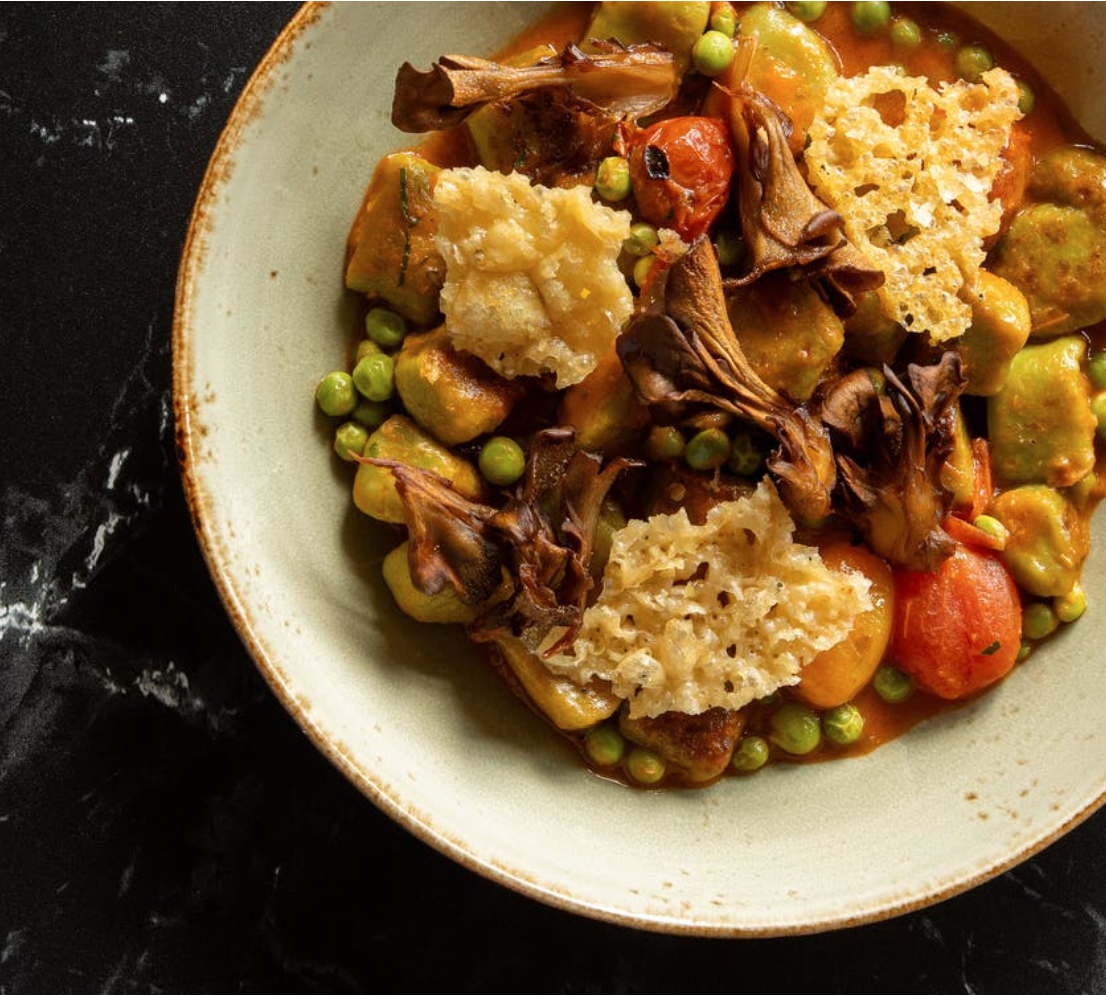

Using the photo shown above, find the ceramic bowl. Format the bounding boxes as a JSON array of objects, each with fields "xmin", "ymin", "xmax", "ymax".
[{"xmin": 174, "ymin": 2, "xmax": 1106, "ymax": 934}]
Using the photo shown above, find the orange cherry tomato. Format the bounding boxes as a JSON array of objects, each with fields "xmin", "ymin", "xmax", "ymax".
[
  {"xmin": 628, "ymin": 116, "xmax": 734, "ymax": 242},
  {"xmin": 796, "ymin": 542, "xmax": 895, "ymax": 710},
  {"xmin": 890, "ymin": 545, "xmax": 1023, "ymax": 700}
]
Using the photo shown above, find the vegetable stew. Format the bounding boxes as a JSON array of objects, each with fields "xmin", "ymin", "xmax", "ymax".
[{"xmin": 318, "ymin": 2, "xmax": 1106, "ymax": 788}]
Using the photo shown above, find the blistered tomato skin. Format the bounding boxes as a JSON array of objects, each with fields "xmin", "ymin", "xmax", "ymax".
[
  {"xmin": 890, "ymin": 545, "xmax": 1023, "ymax": 700},
  {"xmin": 628, "ymin": 117, "xmax": 735, "ymax": 242}
]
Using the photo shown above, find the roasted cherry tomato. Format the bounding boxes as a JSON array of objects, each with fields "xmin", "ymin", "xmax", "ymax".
[
  {"xmin": 628, "ymin": 116, "xmax": 735, "ymax": 242},
  {"xmin": 796, "ymin": 541, "xmax": 894, "ymax": 710},
  {"xmin": 890, "ymin": 544, "xmax": 1022, "ymax": 700}
]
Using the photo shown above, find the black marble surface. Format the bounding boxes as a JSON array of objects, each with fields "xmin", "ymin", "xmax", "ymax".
[{"xmin": 4, "ymin": 4, "xmax": 1106, "ymax": 992}]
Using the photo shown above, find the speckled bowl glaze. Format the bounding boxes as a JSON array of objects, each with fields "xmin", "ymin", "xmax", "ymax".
[{"xmin": 174, "ymin": 3, "xmax": 1106, "ymax": 934}]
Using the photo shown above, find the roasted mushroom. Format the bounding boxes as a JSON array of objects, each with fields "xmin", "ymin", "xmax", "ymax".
[
  {"xmin": 392, "ymin": 43, "xmax": 679, "ymax": 133},
  {"xmin": 720, "ymin": 41, "xmax": 883, "ymax": 315},
  {"xmin": 822, "ymin": 354, "xmax": 966, "ymax": 571},
  {"xmin": 365, "ymin": 429, "xmax": 638, "ymax": 654},
  {"xmin": 618, "ymin": 238, "xmax": 837, "ymax": 522}
]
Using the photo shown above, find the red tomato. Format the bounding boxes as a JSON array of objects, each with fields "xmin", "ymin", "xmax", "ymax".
[
  {"xmin": 628, "ymin": 117, "xmax": 734, "ymax": 242},
  {"xmin": 890, "ymin": 545, "xmax": 1022, "ymax": 700}
]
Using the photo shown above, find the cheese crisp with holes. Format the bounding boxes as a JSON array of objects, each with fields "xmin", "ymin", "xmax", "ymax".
[
  {"xmin": 546, "ymin": 483, "xmax": 873, "ymax": 719},
  {"xmin": 805, "ymin": 66, "xmax": 1021, "ymax": 343},
  {"xmin": 434, "ymin": 167, "xmax": 633, "ymax": 387}
]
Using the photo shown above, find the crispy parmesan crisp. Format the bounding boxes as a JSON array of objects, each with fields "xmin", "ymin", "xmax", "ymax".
[
  {"xmin": 805, "ymin": 67, "xmax": 1021, "ymax": 343},
  {"xmin": 434, "ymin": 167, "xmax": 633, "ymax": 387},
  {"xmin": 544, "ymin": 482, "xmax": 872, "ymax": 719}
]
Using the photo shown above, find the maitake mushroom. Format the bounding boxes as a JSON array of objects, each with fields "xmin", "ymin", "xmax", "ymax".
[
  {"xmin": 822, "ymin": 354, "xmax": 966, "ymax": 571},
  {"xmin": 367, "ymin": 429, "xmax": 637, "ymax": 654},
  {"xmin": 392, "ymin": 43, "xmax": 679, "ymax": 132},
  {"xmin": 618, "ymin": 238, "xmax": 837, "ymax": 523}
]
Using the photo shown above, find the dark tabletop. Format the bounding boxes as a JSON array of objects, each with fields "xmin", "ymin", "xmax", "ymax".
[{"xmin": 3, "ymin": 4, "xmax": 1106, "ymax": 992}]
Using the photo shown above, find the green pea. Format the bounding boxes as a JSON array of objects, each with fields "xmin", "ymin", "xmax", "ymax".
[
  {"xmin": 334, "ymin": 421, "xmax": 369, "ymax": 462},
  {"xmin": 1088, "ymin": 351, "xmax": 1106, "ymax": 390},
  {"xmin": 890, "ymin": 17, "xmax": 921, "ymax": 47},
  {"xmin": 633, "ymin": 254, "xmax": 656, "ymax": 289},
  {"xmin": 626, "ymin": 747, "xmax": 666, "ymax": 785},
  {"xmin": 769, "ymin": 703, "xmax": 822, "ymax": 755},
  {"xmin": 956, "ymin": 45, "xmax": 994, "ymax": 82},
  {"xmin": 936, "ymin": 30, "xmax": 958, "ymax": 51},
  {"xmin": 1091, "ymin": 392, "xmax": 1106, "ymax": 441},
  {"xmin": 1017, "ymin": 641, "xmax": 1032, "ymax": 663},
  {"xmin": 355, "ymin": 338, "xmax": 383, "ymax": 364},
  {"xmin": 714, "ymin": 230, "xmax": 746, "ymax": 268},
  {"xmin": 479, "ymin": 435, "xmax": 526, "ymax": 487},
  {"xmin": 584, "ymin": 724, "xmax": 625, "ymax": 767},
  {"xmin": 693, "ymin": 30, "xmax": 735, "ymax": 78},
  {"xmin": 596, "ymin": 155, "xmax": 631, "ymax": 202},
  {"xmin": 364, "ymin": 306, "xmax": 407, "ymax": 349},
  {"xmin": 645, "ymin": 425, "xmax": 685, "ymax": 461},
  {"xmin": 972, "ymin": 514, "xmax": 1009, "ymax": 548},
  {"xmin": 852, "ymin": 1, "xmax": 891, "ymax": 36},
  {"xmin": 316, "ymin": 370, "xmax": 357, "ymax": 416},
  {"xmin": 710, "ymin": 5, "xmax": 737, "ymax": 38},
  {"xmin": 873, "ymin": 664, "xmax": 914, "ymax": 703},
  {"xmin": 823, "ymin": 703, "xmax": 865, "ymax": 746},
  {"xmin": 787, "ymin": 0, "xmax": 827, "ymax": 22},
  {"xmin": 352, "ymin": 352, "xmax": 395, "ymax": 402},
  {"xmin": 1022, "ymin": 602, "xmax": 1059, "ymax": 640},
  {"xmin": 1055, "ymin": 584, "xmax": 1087, "ymax": 624},
  {"xmin": 624, "ymin": 222, "xmax": 660, "ymax": 258},
  {"xmin": 1016, "ymin": 79, "xmax": 1036, "ymax": 116},
  {"xmin": 352, "ymin": 398, "xmax": 392, "ymax": 430},
  {"xmin": 685, "ymin": 428, "xmax": 731, "ymax": 471},
  {"xmin": 726, "ymin": 430, "xmax": 764, "ymax": 477},
  {"xmin": 732, "ymin": 735, "xmax": 769, "ymax": 772},
  {"xmin": 758, "ymin": 691, "xmax": 782, "ymax": 707}
]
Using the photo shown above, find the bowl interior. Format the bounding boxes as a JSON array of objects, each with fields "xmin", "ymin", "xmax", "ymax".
[{"xmin": 175, "ymin": 2, "xmax": 1106, "ymax": 934}]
